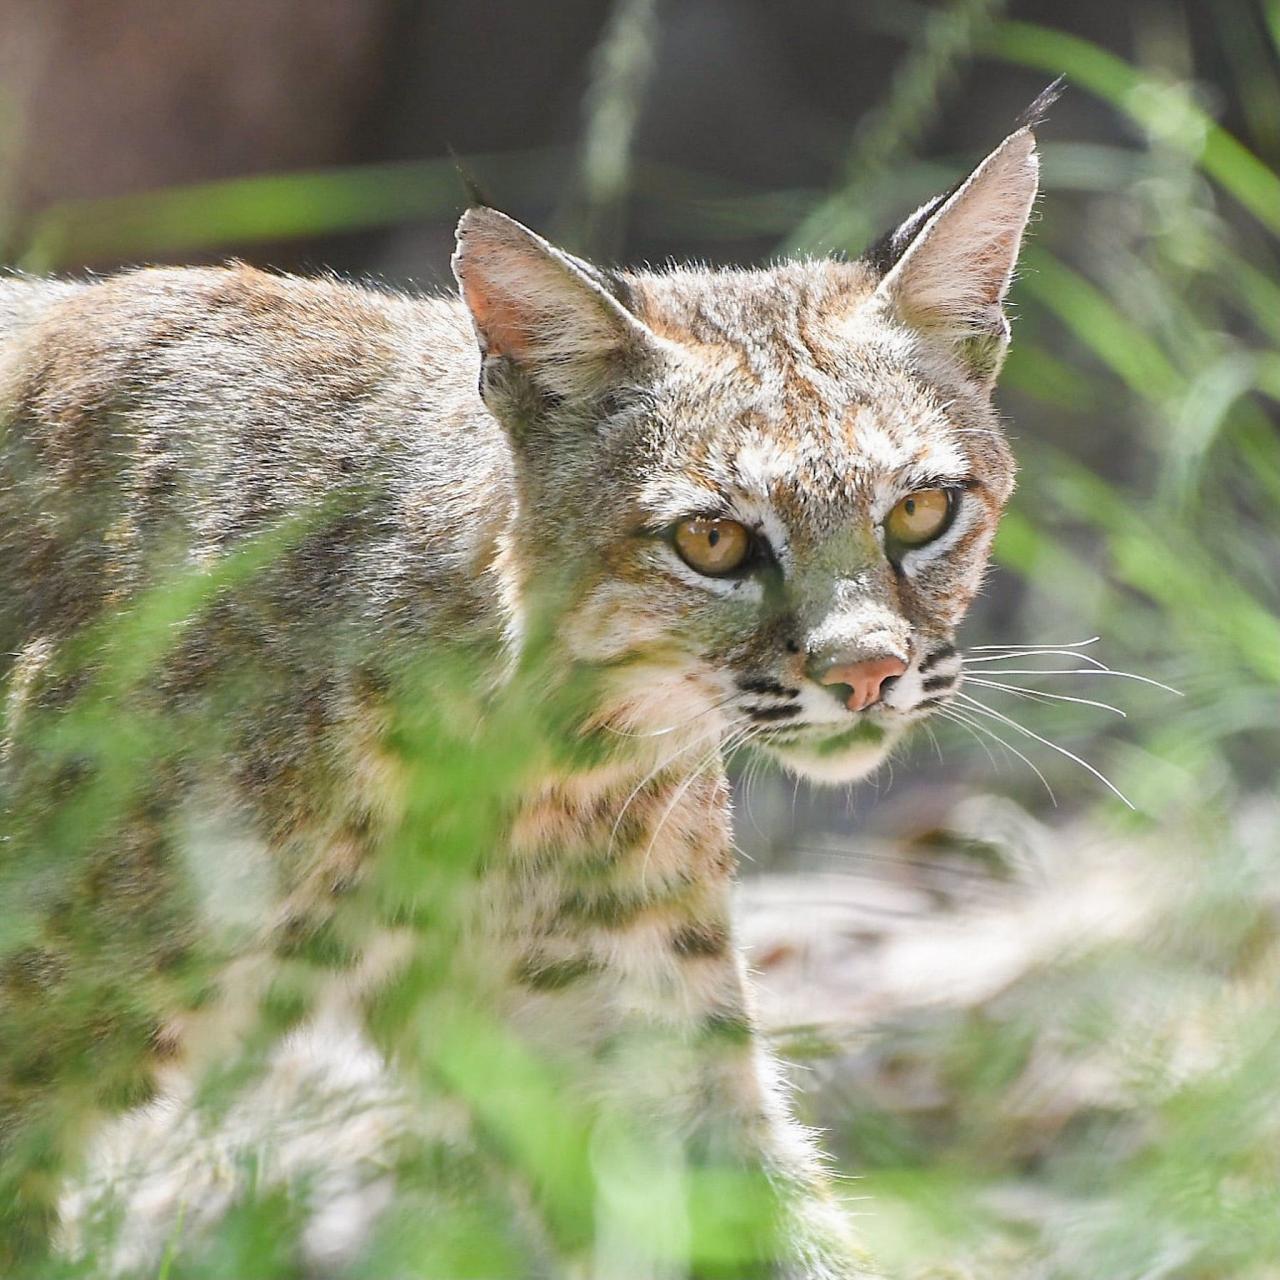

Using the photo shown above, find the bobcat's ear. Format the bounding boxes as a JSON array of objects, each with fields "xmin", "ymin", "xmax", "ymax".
[
  {"xmin": 867, "ymin": 127, "xmax": 1040, "ymax": 385},
  {"xmin": 452, "ymin": 207, "xmax": 656, "ymax": 410}
]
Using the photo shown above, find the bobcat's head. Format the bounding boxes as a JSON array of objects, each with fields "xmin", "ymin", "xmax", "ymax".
[{"xmin": 453, "ymin": 126, "xmax": 1037, "ymax": 783}]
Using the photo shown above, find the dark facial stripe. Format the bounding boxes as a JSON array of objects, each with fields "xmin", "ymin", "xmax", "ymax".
[
  {"xmin": 736, "ymin": 676, "xmax": 801, "ymax": 698},
  {"xmin": 744, "ymin": 704, "xmax": 801, "ymax": 722},
  {"xmin": 922, "ymin": 673, "xmax": 957, "ymax": 693},
  {"xmin": 918, "ymin": 644, "xmax": 957, "ymax": 673}
]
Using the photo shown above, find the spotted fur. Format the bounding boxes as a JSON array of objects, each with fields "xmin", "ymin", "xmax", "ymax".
[{"xmin": 0, "ymin": 123, "xmax": 1040, "ymax": 1277}]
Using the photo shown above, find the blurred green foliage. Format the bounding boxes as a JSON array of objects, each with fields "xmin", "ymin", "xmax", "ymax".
[{"xmin": 3, "ymin": 2, "xmax": 1279, "ymax": 1277}]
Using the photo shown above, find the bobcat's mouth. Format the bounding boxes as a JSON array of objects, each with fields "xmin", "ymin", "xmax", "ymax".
[
  {"xmin": 726, "ymin": 644, "xmax": 963, "ymax": 782},
  {"xmin": 753, "ymin": 718, "xmax": 886, "ymax": 749},
  {"xmin": 748, "ymin": 717, "xmax": 902, "ymax": 785}
]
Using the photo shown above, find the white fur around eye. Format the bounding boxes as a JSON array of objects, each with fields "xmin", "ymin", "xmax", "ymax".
[
  {"xmin": 894, "ymin": 490, "xmax": 977, "ymax": 571},
  {"xmin": 728, "ymin": 498, "xmax": 791, "ymax": 572},
  {"xmin": 871, "ymin": 455, "xmax": 969, "ymax": 524},
  {"xmin": 639, "ymin": 478, "xmax": 725, "ymax": 526},
  {"xmin": 654, "ymin": 544, "xmax": 765, "ymax": 600}
]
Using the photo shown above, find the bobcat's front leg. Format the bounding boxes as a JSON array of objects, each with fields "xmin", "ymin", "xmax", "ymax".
[
  {"xmin": 739, "ymin": 1041, "xmax": 877, "ymax": 1280},
  {"xmin": 674, "ymin": 965, "xmax": 874, "ymax": 1280},
  {"xmin": 531, "ymin": 945, "xmax": 873, "ymax": 1279},
  {"xmin": 504, "ymin": 762, "xmax": 875, "ymax": 1277}
]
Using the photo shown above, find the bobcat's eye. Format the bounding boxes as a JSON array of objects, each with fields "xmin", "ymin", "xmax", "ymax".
[
  {"xmin": 885, "ymin": 488, "xmax": 953, "ymax": 549},
  {"xmin": 673, "ymin": 517, "xmax": 753, "ymax": 577}
]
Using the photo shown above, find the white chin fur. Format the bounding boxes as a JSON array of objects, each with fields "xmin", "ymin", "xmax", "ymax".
[{"xmin": 762, "ymin": 723, "xmax": 900, "ymax": 785}]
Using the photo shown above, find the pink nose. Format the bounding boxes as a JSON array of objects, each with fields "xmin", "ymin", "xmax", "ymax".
[{"xmin": 818, "ymin": 655, "xmax": 908, "ymax": 712}]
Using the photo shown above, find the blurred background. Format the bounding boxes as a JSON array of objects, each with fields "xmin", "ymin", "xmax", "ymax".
[{"xmin": 6, "ymin": 1, "xmax": 1278, "ymax": 1276}]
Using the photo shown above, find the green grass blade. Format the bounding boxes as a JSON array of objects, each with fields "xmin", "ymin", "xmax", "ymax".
[
  {"xmin": 985, "ymin": 21, "xmax": 1280, "ymax": 237},
  {"xmin": 16, "ymin": 151, "xmax": 559, "ymax": 272}
]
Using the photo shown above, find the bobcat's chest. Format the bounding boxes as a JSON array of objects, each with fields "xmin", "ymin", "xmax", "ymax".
[{"xmin": 485, "ymin": 756, "xmax": 741, "ymax": 1043}]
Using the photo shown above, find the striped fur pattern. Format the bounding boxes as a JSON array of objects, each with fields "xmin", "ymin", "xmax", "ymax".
[{"xmin": 0, "ymin": 124, "xmax": 1040, "ymax": 1277}]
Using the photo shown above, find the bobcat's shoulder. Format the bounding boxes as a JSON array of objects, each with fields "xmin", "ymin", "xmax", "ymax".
[{"xmin": 0, "ymin": 264, "xmax": 515, "ymax": 673}]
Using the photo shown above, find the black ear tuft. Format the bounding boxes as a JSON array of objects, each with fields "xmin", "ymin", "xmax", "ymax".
[
  {"xmin": 865, "ymin": 127, "xmax": 1040, "ymax": 385},
  {"xmin": 1015, "ymin": 77, "xmax": 1066, "ymax": 131},
  {"xmin": 446, "ymin": 143, "xmax": 494, "ymax": 210},
  {"xmin": 865, "ymin": 81, "xmax": 1063, "ymax": 279}
]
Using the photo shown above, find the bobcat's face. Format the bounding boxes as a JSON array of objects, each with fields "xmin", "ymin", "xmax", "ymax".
[
  {"xmin": 499, "ymin": 264, "xmax": 1013, "ymax": 782},
  {"xmin": 454, "ymin": 126, "xmax": 1037, "ymax": 782}
]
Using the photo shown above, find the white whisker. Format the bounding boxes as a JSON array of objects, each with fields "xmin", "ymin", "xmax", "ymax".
[
  {"xmin": 967, "ymin": 637, "xmax": 1101, "ymax": 651},
  {"xmin": 963, "ymin": 648, "xmax": 1111, "ymax": 669},
  {"xmin": 937, "ymin": 705, "xmax": 1057, "ymax": 805},
  {"xmin": 638, "ymin": 722, "xmax": 760, "ymax": 886},
  {"xmin": 964, "ymin": 667, "xmax": 1182, "ymax": 695},
  {"xmin": 738, "ymin": 746, "xmax": 773, "ymax": 842},
  {"xmin": 963, "ymin": 676, "xmax": 1127, "ymax": 718},
  {"xmin": 935, "ymin": 706, "xmax": 999, "ymax": 772},
  {"xmin": 601, "ymin": 689, "xmax": 739, "ymax": 739},
  {"xmin": 955, "ymin": 691, "xmax": 1134, "ymax": 809},
  {"xmin": 608, "ymin": 718, "xmax": 730, "ymax": 858}
]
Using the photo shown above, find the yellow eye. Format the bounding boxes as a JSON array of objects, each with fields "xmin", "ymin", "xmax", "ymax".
[
  {"xmin": 885, "ymin": 488, "xmax": 952, "ymax": 548},
  {"xmin": 673, "ymin": 517, "xmax": 753, "ymax": 577}
]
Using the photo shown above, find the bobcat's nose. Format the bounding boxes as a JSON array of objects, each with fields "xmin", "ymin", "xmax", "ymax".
[{"xmin": 808, "ymin": 652, "xmax": 908, "ymax": 712}]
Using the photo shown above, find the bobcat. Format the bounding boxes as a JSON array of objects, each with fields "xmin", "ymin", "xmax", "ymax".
[{"xmin": 0, "ymin": 106, "xmax": 1044, "ymax": 1277}]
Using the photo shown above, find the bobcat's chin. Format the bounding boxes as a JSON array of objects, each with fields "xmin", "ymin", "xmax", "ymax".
[{"xmin": 756, "ymin": 718, "xmax": 904, "ymax": 785}]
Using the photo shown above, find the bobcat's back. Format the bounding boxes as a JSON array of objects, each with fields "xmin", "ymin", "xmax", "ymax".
[
  {"xmin": 0, "ymin": 266, "xmax": 514, "ymax": 685},
  {"xmin": 0, "ymin": 276, "xmax": 84, "ymax": 337}
]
